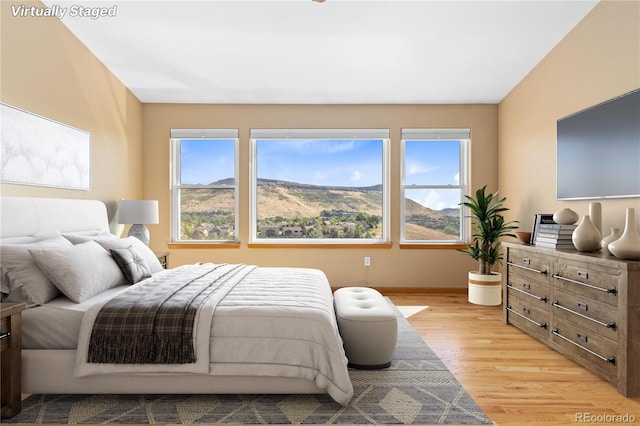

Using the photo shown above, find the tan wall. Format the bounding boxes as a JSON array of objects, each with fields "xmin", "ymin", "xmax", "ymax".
[
  {"xmin": 0, "ymin": 1, "xmax": 143, "ymax": 221},
  {"xmin": 143, "ymin": 104, "xmax": 498, "ymax": 288},
  {"xmin": 499, "ymin": 0, "xmax": 640, "ymax": 237}
]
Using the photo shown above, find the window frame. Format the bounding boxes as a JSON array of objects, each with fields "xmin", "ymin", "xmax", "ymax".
[
  {"xmin": 249, "ymin": 129, "xmax": 390, "ymax": 245},
  {"xmin": 170, "ymin": 129, "xmax": 240, "ymax": 244},
  {"xmin": 400, "ymin": 129, "xmax": 470, "ymax": 245}
]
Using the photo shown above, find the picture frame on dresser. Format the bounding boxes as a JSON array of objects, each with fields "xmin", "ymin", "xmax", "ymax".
[{"xmin": 529, "ymin": 213, "xmax": 555, "ymax": 245}]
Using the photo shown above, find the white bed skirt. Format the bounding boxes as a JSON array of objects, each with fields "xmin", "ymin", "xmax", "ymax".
[{"xmin": 23, "ymin": 350, "xmax": 325, "ymax": 395}]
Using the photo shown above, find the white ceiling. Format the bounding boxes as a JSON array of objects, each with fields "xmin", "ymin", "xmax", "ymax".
[{"xmin": 44, "ymin": 0, "xmax": 599, "ymax": 104}]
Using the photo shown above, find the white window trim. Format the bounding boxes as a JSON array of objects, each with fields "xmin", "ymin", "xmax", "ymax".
[
  {"xmin": 249, "ymin": 129, "xmax": 390, "ymax": 245},
  {"xmin": 400, "ymin": 129, "xmax": 470, "ymax": 244},
  {"xmin": 170, "ymin": 129, "xmax": 239, "ymax": 243}
]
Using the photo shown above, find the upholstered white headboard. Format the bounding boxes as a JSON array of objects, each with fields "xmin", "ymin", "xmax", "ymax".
[{"xmin": 0, "ymin": 196, "xmax": 110, "ymax": 244}]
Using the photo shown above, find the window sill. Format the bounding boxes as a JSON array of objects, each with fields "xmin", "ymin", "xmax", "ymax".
[
  {"xmin": 247, "ymin": 243, "xmax": 392, "ymax": 249},
  {"xmin": 167, "ymin": 242, "xmax": 241, "ymax": 249},
  {"xmin": 399, "ymin": 243, "xmax": 467, "ymax": 250}
]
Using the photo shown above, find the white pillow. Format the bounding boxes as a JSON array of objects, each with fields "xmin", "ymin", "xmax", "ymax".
[
  {"xmin": 0, "ymin": 235, "xmax": 73, "ymax": 307},
  {"xmin": 63, "ymin": 234, "xmax": 163, "ymax": 273},
  {"xmin": 29, "ymin": 240, "xmax": 127, "ymax": 303}
]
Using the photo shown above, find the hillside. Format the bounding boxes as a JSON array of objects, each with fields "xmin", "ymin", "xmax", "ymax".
[
  {"xmin": 255, "ymin": 179, "xmax": 382, "ymax": 219},
  {"xmin": 180, "ymin": 178, "xmax": 383, "ymax": 218},
  {"xmin": 179, "ymin": 178, "xmax": 459, "ymax": 239}
]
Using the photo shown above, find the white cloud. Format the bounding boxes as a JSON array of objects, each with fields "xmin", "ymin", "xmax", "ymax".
[
  {"xmin": 351, "ymin": 170, "xmax": 362, "ymax": 181},
  {"xmin": 407, "ymin": 162, "xmax": 436, "ymax": 175}
]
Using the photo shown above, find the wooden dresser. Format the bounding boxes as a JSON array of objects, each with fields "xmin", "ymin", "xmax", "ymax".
[
  {"xmin": 1, "ymin": 302, "xmax": 25, "ymax": 418},
  {"xmin": 503, "ymin": 242, "xmax": 640, "ymax": 397}
]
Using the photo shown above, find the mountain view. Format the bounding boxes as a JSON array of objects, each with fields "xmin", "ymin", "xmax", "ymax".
[{"xmin": 179, "ymin": 178, "xmax": 460, "ymax": 240}]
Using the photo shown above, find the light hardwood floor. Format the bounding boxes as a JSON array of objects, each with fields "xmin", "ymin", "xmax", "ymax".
[{"xmin": 388, "ymin": 293, "xmax": 640, "ymax": 426}]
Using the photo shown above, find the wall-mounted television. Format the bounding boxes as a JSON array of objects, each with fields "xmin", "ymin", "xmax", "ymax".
[{"xmin": 556, "ymin": 89, "xmax": 640, "ymax": 200}]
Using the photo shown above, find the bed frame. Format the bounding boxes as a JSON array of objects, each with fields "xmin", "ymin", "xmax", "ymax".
[{"xmin": 0, "ymin": 196, "xmax": 323, "ymax": 395}]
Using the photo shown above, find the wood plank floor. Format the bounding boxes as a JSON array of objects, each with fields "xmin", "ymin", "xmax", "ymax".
[{"xmin": 388, "ymin": 293, "xmax": 640, "ymax": 425}]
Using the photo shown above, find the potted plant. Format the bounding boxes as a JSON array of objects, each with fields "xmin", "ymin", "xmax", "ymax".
[{"xmin": 458, "ymin": 185, "xmax": 518, "ymax": 305}]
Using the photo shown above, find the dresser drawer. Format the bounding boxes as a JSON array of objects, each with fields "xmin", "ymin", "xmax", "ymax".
[
  {"xmin": 552, "ymin": 321, "xmax": 617, "ymax": 382},
  {"xmin": 506, "ymin": 274, "xmax": 549, "ymax": 302},
  {"xmin": 552, "ymin": 262, "xmax": 619, "ymax": 306},
  {"xmin": 552, "ymin": 287, "xmax": 618, "ymax": 341},
  {"xmin": 507, "ymin": 249, "xmax": 550, "ymax": 282},
  {"xmin": 506, "ymin": 294, "xmax": 548, "ymax": 340}
]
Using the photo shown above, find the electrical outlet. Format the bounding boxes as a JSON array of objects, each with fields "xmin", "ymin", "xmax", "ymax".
[{"xmin": 364, "ymin": 256, "xmax": 371, "ymax": 266}]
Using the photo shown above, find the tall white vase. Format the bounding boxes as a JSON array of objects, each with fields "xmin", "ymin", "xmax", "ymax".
[
  {"xmin": 608, "ymin": 208, "xmax": 640, "ymax": 260},
  {"xmin": 589, "ymin": 202, "xmax": 602, "ymax": 235},
  {"xmin": 572, "ymin": 215, "xmax": 601, "ymax": 252}
]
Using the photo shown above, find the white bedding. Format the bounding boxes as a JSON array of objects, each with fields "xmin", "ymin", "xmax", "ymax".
[
  {"xmin": 22, "ymin": 264, "xmax": 353, "ymax": 406},
  {"xmin": 22, "ymin": 285, "xmax": 130, "ymax": 349},
  {"xmin": 2, "ymin": 197, "xmax": 353, "ymax": 405}
]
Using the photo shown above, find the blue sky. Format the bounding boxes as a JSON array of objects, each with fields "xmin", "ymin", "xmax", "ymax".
[
  {"xmin": 257, "ymin": 139, "xmax": 382, "ymax": 187},
  {"xmin": 180, "ymin": 138, "xmax": 462, "ymax": 210},
  {"xmin": 180, "ymin": 139, "xmax": 235, "ymax": 184},
  {"xmin": 404, "ymin": 140, "xmax": 462, "ymax": 210}
]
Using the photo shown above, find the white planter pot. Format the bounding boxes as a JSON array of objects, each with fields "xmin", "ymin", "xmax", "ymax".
[{"xmin": 468, "ymin": 271, "xmax": 502, "ymax": 306}]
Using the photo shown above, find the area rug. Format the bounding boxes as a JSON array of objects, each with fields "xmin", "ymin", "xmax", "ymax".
[
  {"xmin": 8, "ymin": 303, "xmax": 491, "ymax": 425},
  {"xmin": 396, "ymin": 305, "xmax": 428, "ymax": 318}
]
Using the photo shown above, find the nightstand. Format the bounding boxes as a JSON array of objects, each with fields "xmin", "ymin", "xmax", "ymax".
[
  {"xmin": 1, "ymin": 302, "xmax": 25, "ymax": 419},
  {"xmin": 155, "ymin": 251, "xmax": 170, "ymax": 269}
]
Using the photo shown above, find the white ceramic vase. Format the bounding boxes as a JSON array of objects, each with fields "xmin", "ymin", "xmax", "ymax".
[
  {"xmin": 572, "ymin": 215, "xmax": 601, "ymax": 252},
  {"xmin": 600, "ymin": 227, "xmax": 621, "ymax": 256},
  {"xmin": 589, "ymin": 202, "xmax": 602, "ymax": 235},
  {"xmin": 608, "ymin": 208, "xmax": 640, "ymax": 260},
  {"xmin": 553, "ymin": 208, "xmax": 579, "ymax": 225}
]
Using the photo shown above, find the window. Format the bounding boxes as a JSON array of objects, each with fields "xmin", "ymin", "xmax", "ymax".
[
  {"xmin": 250, "ymin": 129, "xmax": 390, "ymax": 244},
  {"xmin": 170, "ymin": 129, "xmax": 239, "ymax": 242},
  {"xmin": 401, "ymin": 129, "xmax": 470, "ymax": 244}
]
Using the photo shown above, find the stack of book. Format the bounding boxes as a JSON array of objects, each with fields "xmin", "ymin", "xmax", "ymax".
[{"xmin": 534, "ymin": 223, "xmax": 577, "ymax": 249}]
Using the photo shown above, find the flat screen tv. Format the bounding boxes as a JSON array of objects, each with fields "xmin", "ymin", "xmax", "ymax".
[{"xmin": 556, "ymin": 89, "xmax": 640, "ymax": 200}]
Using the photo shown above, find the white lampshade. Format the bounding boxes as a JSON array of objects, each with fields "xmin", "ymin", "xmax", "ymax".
[{"xmin": 117, "ymin": 200, "xmax": 159, "ymax": 225}]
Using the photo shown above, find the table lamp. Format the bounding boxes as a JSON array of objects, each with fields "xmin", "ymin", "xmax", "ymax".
[{"xmin": 117, "ymin": 200, "xmax": 159, "ymax": 245}]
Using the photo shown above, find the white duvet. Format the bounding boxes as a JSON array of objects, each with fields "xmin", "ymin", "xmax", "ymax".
[{"xmin": 73, "ymin": 264, "xmax": 353, "ymax": 406}]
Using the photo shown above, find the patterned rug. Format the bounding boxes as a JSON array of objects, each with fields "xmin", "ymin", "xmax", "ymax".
[{"xmin": 8, "ymin": 303, "xmax": 491, "ymax": 425}]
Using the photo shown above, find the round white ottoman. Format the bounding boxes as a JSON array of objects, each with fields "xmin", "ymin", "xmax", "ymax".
[{"xmin": 333, "ymin": 287, "xmax": 398, "ymax": 369}]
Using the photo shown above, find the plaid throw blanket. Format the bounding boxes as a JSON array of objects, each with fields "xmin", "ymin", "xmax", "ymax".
[{"xmin": 87, "ymin": 263, "xmax": 254, "ymax": 364}]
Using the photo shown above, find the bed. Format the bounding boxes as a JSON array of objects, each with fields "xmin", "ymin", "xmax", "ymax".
[{"xmin": 0, "ymin": 196, "xmax": 353, "ymax": 406}]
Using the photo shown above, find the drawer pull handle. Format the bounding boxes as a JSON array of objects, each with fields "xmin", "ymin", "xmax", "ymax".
[
  {"xmin": 552, "ymin": 301, "xmax": 617, "ymax": 330},
  {"xmin": 507, "ymin": 261, "xmax": 547, "ymax": 275},
  {"xmin": 0, "ymin": 331, "xmax": 10, "ymax": 340},
  {"xmin": 552, "ymin": 328, "xmax": 616, "ymax": 365},
  {"xmin": 506, "ymin": 283, "xmax": 548, "ymax": 302},
  {"xmin": 552, "ymin": 273, "xmax": 617, "ymax": 295},
  {"xmin": 506, "ymin": 306, "xmax": 547, "ymax": 329}
]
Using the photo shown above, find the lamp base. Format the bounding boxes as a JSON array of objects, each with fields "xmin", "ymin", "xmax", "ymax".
[{"xmin": 128, "ymin": 224, "xmax": 150, "ymax": 245}]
